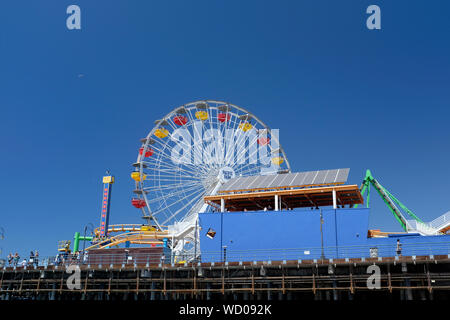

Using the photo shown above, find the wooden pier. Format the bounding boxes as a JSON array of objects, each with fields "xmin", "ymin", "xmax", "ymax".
[{"xmin": 1, "ymin": 255, "xmax": 450, "ymax": 300}]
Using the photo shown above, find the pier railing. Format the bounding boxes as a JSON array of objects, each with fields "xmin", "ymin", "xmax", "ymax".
[
  {"xmin": 429, "ymin": 211, "xmax": 450, "ymax": 231},
  {"xmin": 3, "ymin": 241, "xmax": 450, "ymax": 269}
]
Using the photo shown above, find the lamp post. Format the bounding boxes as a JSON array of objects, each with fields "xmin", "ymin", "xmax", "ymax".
[
  {"xmin": 320, "ymin": 210, "xmax": 325, "ymax": 260},
  {"xmin": 82, "ymin": 223, "xmax": 94, "ymax": 260}
]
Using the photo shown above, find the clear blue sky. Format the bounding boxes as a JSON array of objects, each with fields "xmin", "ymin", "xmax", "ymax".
[{"xmin": 1, "ymin": 1, "xmax": 449, "ymax": 257}]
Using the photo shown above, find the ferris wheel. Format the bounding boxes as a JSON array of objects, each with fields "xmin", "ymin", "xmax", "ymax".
[{"xmin": 131, "ymin": 100, "xmax": 291, "ymax": 230}]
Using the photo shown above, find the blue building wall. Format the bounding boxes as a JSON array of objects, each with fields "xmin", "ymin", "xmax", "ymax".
[
  {"xmin": 198, "ymin": 208, "xmax": 450, "ymax": 262},
  {"xmin": 366, "ymin": 234, "xmax": 450, "ymax": 257}
]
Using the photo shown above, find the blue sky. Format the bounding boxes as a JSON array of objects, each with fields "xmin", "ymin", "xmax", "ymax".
[{"xmin": 0, "ymin": 1, "xmax": 449, "ymax": 257}]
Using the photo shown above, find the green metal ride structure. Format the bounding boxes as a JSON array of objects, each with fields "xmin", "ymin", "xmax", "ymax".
[{"xmin": 356, "ymin": 170, "xmax": 441, "ymax": 235}]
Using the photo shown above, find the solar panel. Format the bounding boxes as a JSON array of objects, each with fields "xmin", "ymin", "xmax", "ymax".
[
  {"xmin": 335, "ymin": 168, "xmax": 349, "ymax": 183},
  {"xmin": 302, "ymin": 171, "xmax": 316, "ymax": 185},
  {"xmin": 226, "ymin": 176, "xmax": 253, "ymax": 191},
  {"xmin": 323, "ymin": 169, "xmax": 338, "ymax": 184},
  {"xmin": 277, "ymin": 173, "xmax": 296, "ymax": 187},
  {"xmin": 217, "ymin": 168, "xmax": 350, "ymax": 193},
  {"xmin": 253, "ymin": 174, "xmax": 278, "ymax": 189},
  {"xmin": 291, "ymin": 172, "xmax": 306, "ymax": 186},
  {"xmin": 220, "ymin": 177, "xmax": 240, "ymax": 191},
  {"xmin": 266, "ymin": 174, "xmax": 287, "ymax": 188},
  {"xmin": 247, "ymin": 174, "xmax": 269, "ymax": 189},
  {"xmin": 313, "ymin": 170, "xmax": 327, "ymax": 185}
]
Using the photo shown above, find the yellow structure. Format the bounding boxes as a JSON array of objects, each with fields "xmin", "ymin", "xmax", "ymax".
[
  {"xmin": 57, "ymin": 240, "xmax": 71, "ymax": 253},
  {"xmin": 154, "ymin": 128, "xmax": 169, "ymax": 138},
  {"xmin": 239, "ymin": 122, "xmax": 253, "ymax": 132},
  {"xmin": 86, "ymin": 224, "xmax": 170, "ymax": 251},
  {"xmin": 271, "ymin": 156, "xmax": 284, "ymax": 165},
  {"xmin": 131, "ymin": 172, "xmax": 147, "ymax": 182},
  {"xmin": 102, "ymin": 176, "xmax": 115, "ymax": 184},
  {"xmin": 195, "ymin": 111, "xmax": 208, "ymax": 121}
]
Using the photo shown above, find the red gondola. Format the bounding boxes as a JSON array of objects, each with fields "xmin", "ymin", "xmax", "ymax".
[
  {"xmin": 218, "ymin": 113, "xmax": 230, "ymax": 123},
  {"xmin": 173, "ymin": 115, "xmax": 188, "ymax": 126},
  {"xmin": 131, "ymin": 198, "xmax": 146, "ymax": 209},
  {"xmin": 139, "ymin": 147, "xmax": 154, "ymax": 157},
  {"xmin": 257, "ymin": 137, "xmax": 270, "ymax": 146}
]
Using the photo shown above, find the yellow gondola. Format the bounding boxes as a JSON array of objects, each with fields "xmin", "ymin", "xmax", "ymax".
[
  {"xmin": 271, "ymin": 156, "xmax": 284, "ymax": 165},
  {"xmin": 239, "ymin": 122, "xmax": 253, "ymax": 132},
  {"xmin": 195, "ymin": 111, "xmax": 208, "ymax": 121},
  {"xmin": 154, "ymin": 128, "xmax": 169, "ymax": 138},
  {"xmin": 131, "ymin": 172, "xmax": 147, "ymax": 182}
]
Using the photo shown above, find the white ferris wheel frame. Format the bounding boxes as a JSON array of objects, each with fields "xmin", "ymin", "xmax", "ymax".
[{"xmin": 134, "ymin": 100, "xmax": 291, "ymax": 230}]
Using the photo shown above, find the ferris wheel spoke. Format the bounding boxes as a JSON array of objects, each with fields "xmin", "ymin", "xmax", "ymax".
[
  {"xmin": 183, "ymin": 107, "xmax": 216, "ymax": 172},
  {"xmin": 143, "ymin": 157, "xmax": 200, "ymax": 173},
  {"xmin": 143, "ymin": 180, "xmax": 203, "ymax": 192},
  {"xmin": 235, "ymin": 165, "xmax": 263, "ymax": 178},
  {"xmin": 188, "ymin": 106, "xmax": 224, "ymax": 170},
  {"xmin": 143, "ymin": 164, "xmax": 203, "ymax": 180},
  {"xmin": 150, "ymin": 173, "xmax": 202, "ymax": 187},
  {"xmin": 234, "ymin": 130, "xmax": 258, "ymax": 166},
  {"xmin": 223, "ymin": 110, "xmax": 250, "ymax": 166},
  {"xmin": 206, "ymin": 106, "xmax": 221, "ymax": 165},
  {"xmin": 143, "ymin": 161, "xmax": 201, "ymax": 175},
  {"xmin": 149, "ymin": 189, "xmax": 204, "ymax": 210},
  {"xmin": 166, "ymin": 111, "xmax": 206, "ymax": 170},
  {"xmin": 167, "ymin": 107, "xmax": 212, "ymax": 167},
  {"xmin": 160, "ymin": 189, "xmax": 207, "ymax": 226},
  {"xmin": 142, "ymin": 171, "xmax": 200, "ymax": 180},
  {"xmin": 147, "ymin": 184, "xmax": 204, "ymax": 205},
  {"xmin": 218, "ymin": 108, "xmax": 243, "ymax": 166},
  {"xmin": 145, "ymin": 139, "xmax": 206, "ymax": 175},
  {"xmin": 180, "ymin": 107, "xmax": 205, "ymax": 163},
  {"xmin": 151, "ymin": 185, "xmax": 205, "ymax": 218},
  {"xmin": 146, "ymin": 127, "xmax": 205, "ymax": 174},
  {"xmin": 231, "ymin": 140, "xmax": 267, "ymax": 175},
  {"xmin": 144, "ymin": 179, "xmax": 201, "ymax": 188},
  {"xmin": 143, "ymin": 169, "xmax": 199, "ymax": 179}
]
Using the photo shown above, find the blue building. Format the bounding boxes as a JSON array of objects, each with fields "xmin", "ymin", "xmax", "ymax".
[
  {"xmin": 199, "ymin": 168, "xmax": 450, "ymax": 262},
  {"xmin": 199, "ymin": 207, "xmax": 450, "ymax": 262}
]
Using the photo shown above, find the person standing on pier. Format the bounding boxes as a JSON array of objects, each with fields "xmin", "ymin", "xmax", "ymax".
[
  {"xmin": 13, "ymin": 252, "xmax": 20, "ymax": 266},
  {"xmin": 34, "ymin": 250, "xmax": 39, "ymax": 267},
  {"xmin": 396, "ymin": 239, "xmax": 402, "ymax": 257},
  {"xmin": 29, "ymin": 251, "xmax": 35, "ymax": 265}
]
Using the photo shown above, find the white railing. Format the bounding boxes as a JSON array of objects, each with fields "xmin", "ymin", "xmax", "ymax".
[
  {"xmin": 406, "ymin": 220, "xmax": 439, "ymax": 236},
  {"xmin": 429, "ymin": 211, "xmax": 450, "ymax": 231}
]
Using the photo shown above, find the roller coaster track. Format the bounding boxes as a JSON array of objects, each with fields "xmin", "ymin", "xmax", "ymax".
[
  {"xmin": 86, "ymin": 229, "xmax": 170, "ymax": 250},
  {"xmin": 93, "ymin": 224, "xmax": 168, "ymax": 236}
]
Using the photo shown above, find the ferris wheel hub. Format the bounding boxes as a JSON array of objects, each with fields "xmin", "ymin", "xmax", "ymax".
[{"xmin": 218, "ymin": 166, "xmax": 235, "ymax": 183}]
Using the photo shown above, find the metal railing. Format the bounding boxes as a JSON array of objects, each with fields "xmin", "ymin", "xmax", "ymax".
[
  {"xmin": 3, "ymin": 241, "xmax": 450, "ymax": 269},
  {"xmin": 200, "ymin": 241, "xmax": 450, "ymax": 263},
  {"xmin": 407, "ymin": 219, "xmax": 440, "ymax": 235},
  {"xmin": 429, "ymin": 211, "xmax": 450, "ymax": 230}
]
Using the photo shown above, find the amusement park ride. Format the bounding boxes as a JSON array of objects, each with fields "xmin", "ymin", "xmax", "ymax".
[
  {"xmin": 59, "ymin": 100, "xmax": 450, "ymax": 261},
  {"xmin": 357, "ymin": 170, "xmax": 450, "ymax": 237},
  {"xmin": 61, "ymin": 100, "xmax": 291, "ymax": 260}
]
